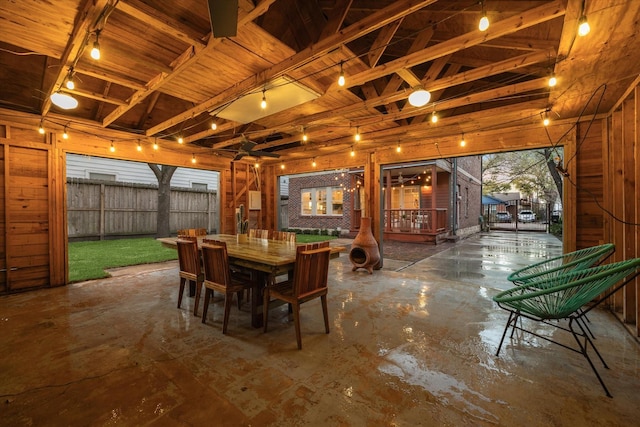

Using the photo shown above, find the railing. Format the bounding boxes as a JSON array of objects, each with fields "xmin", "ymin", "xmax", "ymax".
[{"xmin": 383, "ymin": 208, "xmax": 448, "ymax": 234}]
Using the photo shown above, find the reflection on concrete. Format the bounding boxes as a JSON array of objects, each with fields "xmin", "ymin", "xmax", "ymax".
[{"xmin": 1, "ymin": 231, "xmax": 638, "ymax": 426}]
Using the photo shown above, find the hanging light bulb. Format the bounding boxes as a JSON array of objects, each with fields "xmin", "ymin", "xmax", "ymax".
[
  {"xmin": 137, "ymin": 141, "xmax": 142, "ymax": 152},
  {"xmin": 254, "ymin": 162, "xmax": 260, "ymax": 169},
  {"xmin": 110, "ymin": 141, "xmax": 115, "ymax": 152},
  {"xmin": 396, "ymin": 143, "xmax": 401, "ymax": 153},
  {"xmin": 431, "ymin": 111, "xmax": 438, "ymax": 123},
  {"xmin": 548, "ymin": 72, "xmax": 557, "ymax": 87},
  {"xmin": 280, "ymin": 162, "xmax": 285, "ymax": 170},
  {"xmin": 350, "ymin": 146, "xmax": 355, "ymax": 157},
  {"xmin": 50, "ymin": 91, "xmax": 78, "ymax": 109},
  {"xmin": 90, "ymin": 30, "xmax": 101, "ymax": 60},
  {"xmin": 260, "ymin": 88, "xmax": 267, "ymax": 109},
  {"xmin": 38, "ymin": 119, "xmax": 45, "ymax": 135},
  {"xmin": 408, "ymin": 87, "xmax": 431, "ymax": 107},
  {"xmin": 354, "ymin": 126, "xmax": 361, "ymax": 142},
  {"xmin": 338, "ymin": 61, "xmax": 346, "ymax": 87},
  {"xmin": 177, "ymin": 136, "xmax": 184, "ymax": 144},
  {"xmin": 460, "ymin": 133, "xmax": 466, "ymax": 147},
  {"xmin": 62, "ymin": 126, "xmax": 69, "ymax": 139},
  {"xmin": 153, "ymin": 138, "xmax": 159, "ymax": 150},
  {"xmin": 543, "ymin": 110, "xmax": 551, "ymax": 126},
  {"xmin": 578, "ymin": 15, "xmax": 590, "ymax": 36},
  {"xmin": 211, "ymin": 121, "xmax": 217, "ymax": 130},
  {"xmin": 478, "ymin": 1, "xmax": 489, "ymax": 31},
  {"xmin": 192, "ymin": 154, "xmax": 196, "ymax": 164},
  {"xmin": 65, "ymin": 68, "xmax": 75, "ymax": 90},
  {"xmin": 312, "ymin": 157, "xmax": 316, "ymax": 167},
  {"xmin": 302, "ymin": 127, "xmax": 308, "ymax": 142}
]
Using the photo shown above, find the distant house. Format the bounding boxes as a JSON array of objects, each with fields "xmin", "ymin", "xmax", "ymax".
[
  {"xmin": 285, "ymin": 156, "xmax": 483, "ymax": 244},
  {"xmin": 66, "ymin": 153, "xmax": 219, "ymax": 189}
]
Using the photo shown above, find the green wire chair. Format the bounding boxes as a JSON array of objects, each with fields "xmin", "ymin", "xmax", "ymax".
[
  {"xmin": 507, "ymin": 243, "xmax": 615, "ymax": 285},
  {"xmin": 494, "ymin": 257, "xmax": 640, "ymax": 397},
  {"xmin": 507, "ymin": 243, "xmax": 615, "ymax": 338}
]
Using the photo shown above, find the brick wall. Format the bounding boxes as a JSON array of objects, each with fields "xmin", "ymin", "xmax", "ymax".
[{"xmin": 288, "ymin": 172, "xmax": 353, "ymax": 230}]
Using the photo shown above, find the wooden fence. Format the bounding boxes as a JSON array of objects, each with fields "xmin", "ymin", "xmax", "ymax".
[{"xmin": 67, "ymin": 178, "xmax": 217, "ymax": 240}]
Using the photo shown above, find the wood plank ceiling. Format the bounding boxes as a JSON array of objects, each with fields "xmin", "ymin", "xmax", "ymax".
[{"xmin": 1, "ymin": 0, "xmax": 639, "ymax": 164}]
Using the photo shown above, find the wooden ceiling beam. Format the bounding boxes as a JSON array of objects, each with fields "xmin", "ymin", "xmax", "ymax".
[
  {"xmin": 335, "ymin": 0, "xmax": 566, "ymax": 90},
  {"xmin": 66, "ymin": 87, "xmax": 127, "ymax": 106},
  {"xmin": 367, "ymin": 18, "xmax": 403, "ymax": 68},
  {"xmin": 74, "ymin": 66, "xmax": 147, "ymax": 91},
  {"xmin": 318, "ymin": 0, "xmax": 353, "ymax": 39},
  {"xmin": 41, "ymin": 0, "xmax": 111, "ymax": 115},
  {"xmin": 145, "ymin": 0, "xmax": 439, "ymax": 137},
  {"xmin": 116, "ymin": 0, "xmax": 207, "ymax": 48},
  {"xmin": 102, "ymin": 0, "xmax": 277, "ymax": 127}
]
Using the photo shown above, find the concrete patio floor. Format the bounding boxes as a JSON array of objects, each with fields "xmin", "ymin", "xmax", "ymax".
[{"xmin": 1, "ymin": 231, "xmax": 639, "ymax": 426}]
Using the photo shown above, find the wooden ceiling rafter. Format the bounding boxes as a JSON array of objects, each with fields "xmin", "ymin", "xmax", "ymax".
[
  {"xmin": 41, "ymin": 0, "xmax": 111, "ymax": 116},
  {"xmin": 101, "ymin": 0, "xmax": 278, "ymax": 127},
  {"xmin": 144, "ymin": 0, "xmax": 440, "ymax": 137},
  {"xmin": 245, "ymin": 48, "xmax": 554, "ymax": 154}
]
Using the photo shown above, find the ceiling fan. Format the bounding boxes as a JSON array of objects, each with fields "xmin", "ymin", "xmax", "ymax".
[{"xmin": 231, "ymin": 136, "xmax": 281, "ymax": 161}]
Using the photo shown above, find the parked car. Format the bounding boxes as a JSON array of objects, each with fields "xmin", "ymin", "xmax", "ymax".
[
  {"xmin": 517, "ymin": 210, "xmax": 536, "ymax": 223},
  {"xmin": 495, "ymin": 212, "xmax": 512, "ymax": 222},
  {"xmin": 551, "ymin": 210, "xmax": 562, "ymax": 223}
]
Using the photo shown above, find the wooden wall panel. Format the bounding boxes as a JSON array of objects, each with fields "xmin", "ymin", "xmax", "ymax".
[
  {"xmin": 7, "ymin": 146, "xmax": 50, "ymax": 291},
  {"xmin": 0, "ymin": 144, "xmax": 5, "ymax": 293}
]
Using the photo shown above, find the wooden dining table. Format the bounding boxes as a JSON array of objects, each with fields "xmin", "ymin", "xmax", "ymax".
[{"xmin": 158, "ymin": 234, "xmax": 345, "ymax": 327}]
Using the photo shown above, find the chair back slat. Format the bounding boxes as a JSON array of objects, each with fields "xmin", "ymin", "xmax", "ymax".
[
  {"xmin": 202, "ymin": 244, "xmax": 231, "ymax": 286},
  {"xmin": 176, "ymin": 239, "xmax": 201, "ymax": 275},
  {"xmin": 293, "ymin": 247, "xmax": 331, "ymax": 298}
]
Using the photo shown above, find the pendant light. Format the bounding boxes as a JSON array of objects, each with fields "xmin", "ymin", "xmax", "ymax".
[
  {"xmin": 460, "ymin": 133, "xmax": 466, "ymax": 147},
  {"xmin": 431, "ymin": 111, "xmax": 438, "ymax": 123},
  {"xmin": 260, "ymin": 88, "xmax": 267, "ymax": 109},
  {"xmin": 408, "ymin": 87, "xmax": 431, "ymax": 107},
  {"xmin": 50, "ymin": 91, "xmax": 78, "ymax": 109},
  {"xmin": 38, "ymin": 119, "xmax": 45, "ymax": 135},
  {"xmin": 578, "ymin": 15, "xmax": 590, "ymax": 36}
]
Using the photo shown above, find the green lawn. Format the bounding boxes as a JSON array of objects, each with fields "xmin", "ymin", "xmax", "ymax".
[
  {"xmin": 68, "ymin": 234, "xmax": 337, "ymax": 283},
  {"xmin": 68, "ymin": 238, "xmax": 178, "ymax": 283}
]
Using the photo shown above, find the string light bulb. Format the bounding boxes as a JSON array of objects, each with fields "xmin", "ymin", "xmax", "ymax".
[
  {"xmin": 312, "ymin": 157, "xmax": 317, "ymax": 167},
  {"xmin": 137, "ymin": 141, "xmax": 142, "ymax": 152},
  {"xmin": 354, "ymin": 126, "xmax": 361, "ymax": 142},
  {"xmin": 177, "ymin": 136, "xmax": 183, "ymax": 144},
  {"xmin": 110, "ymin": 141, "xmax": 115, "ymax": 152},
  {"xmin": 90, "ymin": 30, "xmax": 101, "ymax": 60},
  {"xmin": 62, "ymin": 126, "xmax": 69, "ymax": 139},
  {"xmin": 396, "ymin": 142, "xmax": 401, "ymax": 153},
  {"xmin": 211, "ymin": 121, "xmax": 217, "ymax": 130},
  {"xmin": 254, "ymin": 162, "xmax": 260, "ymax": 169},
  {"xmin": 478, "ymin": 1, "xmax": 489, "ymax": 31},
  {"xmin": 65, "ymin": 68, "xmax": 75, "ymax": 90},
  {"xmin": 38, "ymin": 119, "xmax": 45, "ymax": 135},
  {"xmin": 460, "ymin": 133, "xmax": 466, "ymax": 147},
  {"xmin": 350, "ymin": 146, "xmax": 355, "ymax": 157},
  {"xmin": 153, "ymin": 139, "xmax": 159, "ymax": 150},
  {"xmin": 431, "ymin": 111, "xmax": 438, "ymax": 123},
  {"xmin": 578, "ymin": 15, "xmax": 590, "ymax": 36},
  {"xmin": 548, "ymin": 72, "xmax": 557, "ymax": 87},
  {"xmin": 302, "ymin": 127, "xmax": 308, "ymax": 142},
  {"xmin": 192, "ymin": 154, "xmax": 196, "ymax": 164},
  {"xmin": 338, "ymin": 61, "xmax": 345, "ymax": 87},
  {"xmin": 543, "ymin": 110, "xmax": 551, "ymax": 126},
  {"xmin": 280, "ymin": 162, "xmax": 285, "ymax": 170},
  {"xmin": 260, "ymin": 88, "xmax": 267, "ymax": 109}
]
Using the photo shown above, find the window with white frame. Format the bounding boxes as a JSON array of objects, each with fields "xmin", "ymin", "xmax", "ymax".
[{"xmin": 301, "ymin": 187, "xmax": 343, "ymax": 216}]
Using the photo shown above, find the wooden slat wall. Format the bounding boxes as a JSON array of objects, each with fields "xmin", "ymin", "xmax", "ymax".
[
  {"xmin": 0, "ymin": 145, "xmax": 5, "ymax": 293},
  {"xmin": 7, "ymin": 146, "xmax": 50, "ymax": 291}
]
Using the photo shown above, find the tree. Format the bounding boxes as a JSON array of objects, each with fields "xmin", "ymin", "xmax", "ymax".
[
  {"xmin": 482, "ymin": 148, "xmax": 563, "ymax": 205},
  {"xmin": 148, "ymin": 164, "xmax": 177, "ymax": 237}
]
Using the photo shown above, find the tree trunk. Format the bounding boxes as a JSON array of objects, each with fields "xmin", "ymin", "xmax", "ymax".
[
  {"xmin": 149, "ymin": 164, "xmax": 177, "ymax": 237},
  {"xmin": 544, "ymin": 148, "xmax": 563, "ymax": 203}
]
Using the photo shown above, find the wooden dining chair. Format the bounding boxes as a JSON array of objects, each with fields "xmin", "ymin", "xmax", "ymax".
[
  {"xmin": 201, "ymin": 242, "xmax": 254, "ymax": 334},
  {"xmin": 176, "ymin": 238, "xmax": 204, "ymax": 316},
  {"xmin": 263, "ymin": 246, "xmax": 332, "ymax": 349}
]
